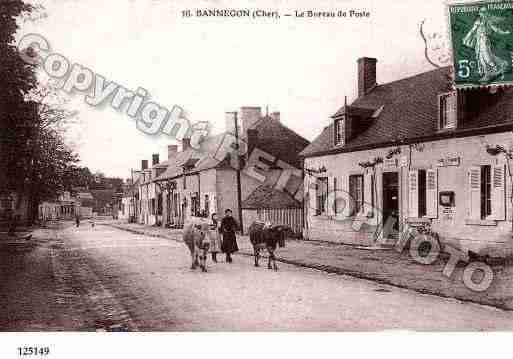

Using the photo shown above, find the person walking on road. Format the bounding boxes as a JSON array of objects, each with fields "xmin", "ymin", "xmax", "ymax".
[
  {"xmin": 220, "ymin": 209, "xmax": 239, "ymax": 263},
  {"xmin": 75, "ymin": 215, "xmax": 80, "ymax": 228},
  {"xmin": 209, "ymin": 213, "xmax": 222, "ymax": 263}
]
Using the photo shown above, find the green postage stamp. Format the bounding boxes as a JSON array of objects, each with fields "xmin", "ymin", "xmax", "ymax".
[{"xmin": 448, "ymin": 0, "xmax": 513, "ymax": 88}]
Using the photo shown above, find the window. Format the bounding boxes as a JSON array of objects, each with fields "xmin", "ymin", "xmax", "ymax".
[
  {"xmin": 481, "ymin": 165, "xmax": 492, "ymax": 219},
  {"xmin": 468, "ymin": 165, "xmax": 505, "ymax": 222},
  {"xmin": 408, "ymin": 169, "xmax": 438, "ymax": 218},
  {"xmin": 173, "ymin": 193, "xmax": 179, "ymax": 216},
  {"xmin": 316, "ymin": 177, "xmax": 328, "ymax": 215},
  {"xmin": 334, "ymin": 118, "xmax": 344, "ymax": 146},
  {"xmin": 157, "ymin": 193, "xmax": 163, "ymax": 215},
  {"xmin": 204, "ymin": 194, "xmax": 210, "ymax": 218},
  {"xmin": 349, "ymin": 175, "xmax": 364, "ymax": 215},
  {"xmin": 439, "ymin": 92, "xmax": 457, "ymax": 130},
  {"xmin": 191, "ymin": 193, "xmax": 200, "ymax": 216}
]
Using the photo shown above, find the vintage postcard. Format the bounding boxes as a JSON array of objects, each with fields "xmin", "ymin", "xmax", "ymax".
[{"xmin": 1, "ymin": 0, "xmax": 513, "ymax": 357}]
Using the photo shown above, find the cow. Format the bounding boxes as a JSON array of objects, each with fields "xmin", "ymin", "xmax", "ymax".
[
  {"xmin": 248, "ymin": 221, "xmax": 289, "ymax": 271},
  {"xmin": 183, "ymin": 222, "xmax": 210, "ymax": 272}
]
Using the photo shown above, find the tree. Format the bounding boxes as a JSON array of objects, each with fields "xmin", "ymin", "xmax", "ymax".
[
  {"xmin": 0, "ymin": 1, "xmax": 37, "ymax": 199},
  {"xmin": 62, "ymin": 166, "xmax": 95, "ymax": 190},
  {"xmin": 25, "ymin": 127, "xmax": 79, "ymax": 220},
  {"xmin": 1, "ymin": 2, "xmax": 83, "ymax": 222}
]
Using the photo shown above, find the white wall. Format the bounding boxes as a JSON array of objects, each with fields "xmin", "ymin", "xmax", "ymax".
[{"xmin": 304, "ymin": 132, "xmax": 513, "ymax": 256}]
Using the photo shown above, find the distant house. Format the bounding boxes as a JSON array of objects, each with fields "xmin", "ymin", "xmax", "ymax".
[
  {"xmin": 120, "ymin": 173, "xmax": 141, "ymax": 222},
  {"xmin": 38, "ymin": 191, "xmax": 79, "ymax": 221},
  {"xmin": 301, "ymin": 57, "xmax": 513, "ymax": 257},
  {"xmin": 90, "ymin": 189, "xmax": 118, "ymax": 218},
  {"xmin": 74, "ymin": 190, "xmax": 94, "ymax": 218}
]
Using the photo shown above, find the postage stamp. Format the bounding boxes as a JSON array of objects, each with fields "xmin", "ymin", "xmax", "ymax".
[{"xmin": 447, "ymin": 0, "xmax": 513, "ymax": 88}]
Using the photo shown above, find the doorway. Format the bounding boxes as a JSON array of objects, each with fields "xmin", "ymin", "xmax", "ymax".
[{"xmin": 382, "ymin": 172, "xmax": 399, "ymax": 238}]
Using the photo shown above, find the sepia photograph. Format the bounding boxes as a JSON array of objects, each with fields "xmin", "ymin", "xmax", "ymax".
[{"xmin": 1, "ymin": 0, "xmax": 513, "ymax": 357}]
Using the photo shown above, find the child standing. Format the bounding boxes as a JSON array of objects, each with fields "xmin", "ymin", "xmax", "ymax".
[{"xmin": 209, "ymin": 213, "xmax": 222, "ymax": 262}]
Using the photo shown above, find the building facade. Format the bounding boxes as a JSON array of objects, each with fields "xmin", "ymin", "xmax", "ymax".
[
  {"xmin": 38, "ymin": 191, "xmax": 79, "ymax": 221},
  {"xmin": 301, "ymin": 58, "xmax": 513, "ymax": 257},
  {"xmin": 132, "ymin": 107, "xmax": 309, "ymax": 231}
]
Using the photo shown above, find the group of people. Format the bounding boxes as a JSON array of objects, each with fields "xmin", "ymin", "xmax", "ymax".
[{"xmin": 208, "ymin": 209, "xmax": 239, "ymax": 263}]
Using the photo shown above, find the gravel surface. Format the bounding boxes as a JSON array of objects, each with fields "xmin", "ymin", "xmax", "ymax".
[
  {"xmin": 107, "ymin": 221, "xmax": 513, "ymax": 311},
  {"xmin": 2, "ymin": 223, "xmax": 513, "ymax": 331}
]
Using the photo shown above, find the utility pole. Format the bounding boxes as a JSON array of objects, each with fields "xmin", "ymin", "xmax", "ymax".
[
  {"xmin": 233, "ymin": 111, "xmax": 244, "ymax": 234},
  {"xmin": 130, "ymin": 168, "xmax": 134, "ymax": 222}
]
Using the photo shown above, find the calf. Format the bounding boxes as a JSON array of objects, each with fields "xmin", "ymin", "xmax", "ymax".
[
  {"xmin": 183, "ymin": 222, "xmax": 210, "ymax": 272},
  {"xmin": 248, "ymin": 221, "xmax": 289, "ymax": 271}
]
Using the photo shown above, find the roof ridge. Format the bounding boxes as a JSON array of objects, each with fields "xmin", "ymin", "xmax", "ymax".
[
  {"xmin": 253, "ymin": 115, "xmax": 310, "ymax": 144},
  {"xmin": 358, "ymin": 66, "xmax": 451, "ymax": 96}
]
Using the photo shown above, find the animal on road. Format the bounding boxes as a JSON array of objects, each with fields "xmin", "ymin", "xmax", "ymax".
[
  {"xmin": 248, "ymin": 221, "xmax": 289, "ymax": 271},
  {"xmin": 183, "ymin": 222, "xmax": 210, "ymax": 272}
]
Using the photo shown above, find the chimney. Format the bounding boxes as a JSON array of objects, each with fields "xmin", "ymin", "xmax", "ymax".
[
  {"xmin": 270, "ymin": 111, "xmax": 280, "ymax": 122},
  {"xmin": 168, "ymin": 145, "xmax": 178, "ymax": 159},
  {"xmin": 182, "ymin": 138, "xmax": 191, "ymax": 151},
  {"xmin": 357, "ymin": 57, "xmax": 377, "ymax": 97},
  {"xmin": 141, "ymin": 160, "xmax": 148, "ymax": 171},
  {"xmin": 224, "ymin": 111, "xmax": 239, "ymax": 134},
  {"xmin": 152, "ymin": 153, "xmax": 159, "ymax": 166},
  {"xmin": 240, "ymin": 106, "xmax": 261, "ymax": 134}
]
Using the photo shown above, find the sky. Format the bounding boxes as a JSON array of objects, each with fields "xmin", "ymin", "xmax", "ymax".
[{"xmin": 18, "ymin": 0, "xmax": 451, "ymax": 178}]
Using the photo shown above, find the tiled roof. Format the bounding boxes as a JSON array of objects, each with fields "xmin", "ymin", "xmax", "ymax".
[
  {"xmin": 241, "ymin": 185, "xmax": 301, "ymax": 209},
  {"xmin": 152, "ymin": 115, "xmax": 309, "ymax": 182},
  {"xmin": 300, "ymin": 67, "xmax": 513, "ymax": 158},
  {"xmin": 249, "ymin": 117, "xmax": 310, "ymax": 168},
  {"xmin": 155, "ymin": 134, "xmax": 225, "ymax": 181}
]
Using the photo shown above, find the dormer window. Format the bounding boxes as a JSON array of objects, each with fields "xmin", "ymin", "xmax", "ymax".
[
  {"xmin": 334, "ymin": 117, "xmax": 344, "ymax": 146},
  {"xmin": 438, "ymin": 92, "xmax": 458, "ymax": 130}
]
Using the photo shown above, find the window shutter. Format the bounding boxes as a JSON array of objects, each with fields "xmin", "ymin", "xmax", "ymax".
[
  {"xmin": 438, "ymin": 92, "xmax": 457, "ymax": 130},
  {"xmin": 341, "ymin": 175, "xmax": 353, "ymax": 218},
  {"xmin": 468, "ymin": 166, "xmax": 481, "ymax": 220},
  {"xmin": 308, "ymin": 176, "xmax": 317, "ymax": 215},
  {"xmin": 408, "ymin": 170, "xmax": 419, "ymax": 218},
  {"xmin": 333, "ymin": 177, "xmax": 338, "ymax": 215},
  {"xmin": 326, "ymin": 176, "xmax": 333, "ymax": 216},
  {"xmin": 326, "ymin": 176, "xmax": 338, "ymax": 216},
  {"xmin": 364, "ymin": 172, "xmax": 373, "ymax": 217},
  {"xmin": 212, "ymin": 195, "xmax": 217, "ymax": 214},
  {"xmin": 446, "ymin": 93, "xmax": 457, "ymax": 129},
  {"xmin": 200, "ymin": 194, "xmax": 205, "ymax": 212},
  {"xmin": 426, "ymin": 169, "xmax": 438, "ymax": 218},
  {"xmin": 491, "ymin": 165, "xmax": 506, "ymax": 220}
]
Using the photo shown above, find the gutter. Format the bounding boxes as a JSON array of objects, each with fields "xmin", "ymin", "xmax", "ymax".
[{"xmin": 301, "ymin": 123, "xmax": 513, "ymax": 159}]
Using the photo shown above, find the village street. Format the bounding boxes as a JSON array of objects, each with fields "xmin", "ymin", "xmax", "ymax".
[{"xmin": 2, "ymin": 222, "xmax": 513, "ymax": 331}]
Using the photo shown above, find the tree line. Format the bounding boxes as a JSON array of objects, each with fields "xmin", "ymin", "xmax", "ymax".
[{"xmin": 0, "ymin": 1, "xmax": 122, "ymax": 223}]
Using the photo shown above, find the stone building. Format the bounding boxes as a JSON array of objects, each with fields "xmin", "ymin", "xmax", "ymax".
[{"xmin": 301, "ymin": 57, "xmax": 513, "ymax": 257}]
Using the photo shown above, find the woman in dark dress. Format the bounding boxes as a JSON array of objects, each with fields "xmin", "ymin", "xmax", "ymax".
[{"xmin": 220, "ymin": 209, "xmax": 239, "ymax": 263}]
